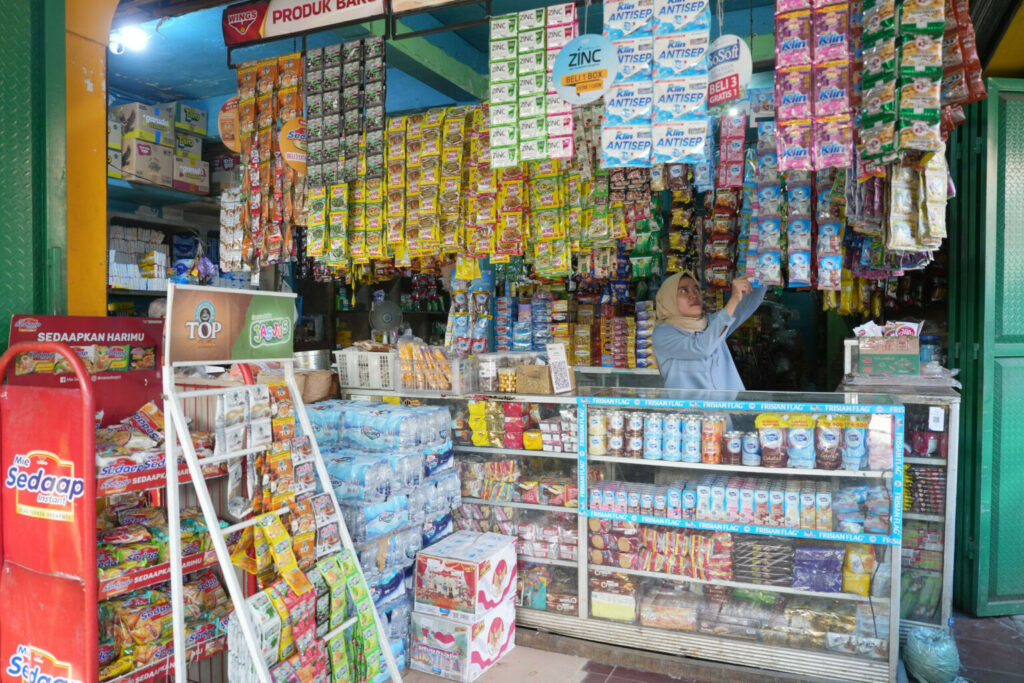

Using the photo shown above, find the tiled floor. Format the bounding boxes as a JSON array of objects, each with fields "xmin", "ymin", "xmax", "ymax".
[
  {"xmin": 574, "ymin": 661, "xmax": 694, "ymax": 683},
  {"xmin": 402, "ymin": 613, "xmax": 1024, "ymax": 683},
  {"xmin": 401, "ymin": 646, "xmax": 694, "ymax": 683},
  {"xmin": 953, "ymin": 613, "xmax": 1024, "ymax": 682},
  {"xmin": 402, "ymin": 645, "xmax": 589, "ymax": 683}
]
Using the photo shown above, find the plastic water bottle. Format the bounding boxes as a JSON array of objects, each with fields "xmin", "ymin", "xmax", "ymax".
[{"xmin": 407, "ymin": 485, "xmax": 427, "ymax": 527}]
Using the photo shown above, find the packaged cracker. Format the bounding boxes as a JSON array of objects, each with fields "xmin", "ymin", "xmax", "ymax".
[{"xmin": 901, "ymin": 0, "xmax": 945, "ymax": 36}]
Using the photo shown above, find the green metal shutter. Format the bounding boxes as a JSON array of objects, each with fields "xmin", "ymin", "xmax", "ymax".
[
  {"xmin": 951, "ymin": 78, "xmax": 1024, "ymax": 616},
  {"xmin": 0, "ymin": 0, "xmax": 66, "ymax": 350}
]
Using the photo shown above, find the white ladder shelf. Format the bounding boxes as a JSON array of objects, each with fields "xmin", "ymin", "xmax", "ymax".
[{"xmin": 162, "ymin": 360, "xmax": 403, "ymax": 683}]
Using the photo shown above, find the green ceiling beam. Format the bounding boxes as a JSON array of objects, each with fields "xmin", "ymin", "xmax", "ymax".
[
  {"xmin": 385, "ymin": 20, "xmax": 487, "ymax": 101},
  {"xmin": 337, "ymin": 19, "xmax": 487, "ymax": 102},
  {"xmin": 745, "ymin": 33, "xmax": 775, "ymax": 65}
]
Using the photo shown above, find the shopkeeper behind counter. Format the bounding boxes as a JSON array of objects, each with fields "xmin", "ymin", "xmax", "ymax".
[{"xmin": 653, "ymin": 272, "xmax": 766, "ymax": 392}]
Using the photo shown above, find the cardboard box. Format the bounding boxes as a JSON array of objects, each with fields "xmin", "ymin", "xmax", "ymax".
[
  {"xmin": 107, "ymin": 148, "xmax": 122, "ymax": 179},
  {"xmin": 209, "ymin": 152, "xmax": 243, "ymax": 191},
  {"xmin": 410, "ymin": 597, "xmax": 515, "ymax": 682},
  {"xmin": 175, "ymin": 132, "xmax": 203, "ymax": 160},
  {"xmin": 121, "ymin": 139, "xmax": 173, "ymax": 187},
  {"xmin": 172, "ymin": 102, "xmax": 209, "ymax": 136},
  {"xmin": 118, "ymin": 102, "xmax": 175, "ymax": 145},
  {"xmin": 173, "ymin": 155, "xmax": 210, "ymax": 194},
  {"xmin": 858, "ymin": 336, "xmax": 921, "ymax": 375},
  {"xmin": 415, "ymin": 531, "xmax": 517, "ymax": 623},
  {"xmin": 108, "ymin": 119, "xmax": 122, "ymax": 149}
]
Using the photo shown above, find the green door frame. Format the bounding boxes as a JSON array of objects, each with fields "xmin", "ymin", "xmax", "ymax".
[{"xmin": 952, "ymin": 77, "xmax": 1024, "ymax": 616}]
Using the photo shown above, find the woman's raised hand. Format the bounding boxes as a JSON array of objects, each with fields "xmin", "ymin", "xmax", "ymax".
[{"xmin": 730, "ymin": 275, "xmax": 753, "ymax": 302}]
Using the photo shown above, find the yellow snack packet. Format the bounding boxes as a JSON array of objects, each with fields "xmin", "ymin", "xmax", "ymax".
[{"xmin": 258, "ymin": 512, "xmax": 312, "ymax": 595}]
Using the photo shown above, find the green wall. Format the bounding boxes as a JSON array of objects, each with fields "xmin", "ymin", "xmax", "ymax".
[{"xmin": 0, "ymin": 0, "xmax": 66, "ymax": 348}]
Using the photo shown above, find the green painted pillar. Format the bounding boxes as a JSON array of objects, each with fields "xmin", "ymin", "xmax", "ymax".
[{"xmin": 0, "ymin": 0, "xmax": 67, "ymax": 349}]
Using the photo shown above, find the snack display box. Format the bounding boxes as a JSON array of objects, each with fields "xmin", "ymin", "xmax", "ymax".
[
  {"xmin": 410, "ymin": 596, "xmax": 516, "ymax": 682},
  {"xmin": 415, "ymin": 531, "xmax": 517, "ymax": 623}
]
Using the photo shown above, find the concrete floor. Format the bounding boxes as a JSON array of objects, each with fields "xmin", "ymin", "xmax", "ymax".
[{"xmin": 401, "ymin": 612, "xmax": 1024, "ymax": 683}]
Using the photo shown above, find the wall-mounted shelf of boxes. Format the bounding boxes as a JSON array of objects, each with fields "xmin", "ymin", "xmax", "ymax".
[{"xmin": 108, "ymin": 102, "xmax": 215, "ymax": 194}]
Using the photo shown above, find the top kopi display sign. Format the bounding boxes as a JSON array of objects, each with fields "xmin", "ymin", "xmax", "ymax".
[{"xmin": 223, "ymin": 0, "xmax": 385, "ymax": 45}]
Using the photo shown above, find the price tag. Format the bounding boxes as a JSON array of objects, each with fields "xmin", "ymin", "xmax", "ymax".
[
  {"xmin": 928, "ymin": 406, "xmax": 945, "ymax": 432},
  {"xmin": 546, "ymin": 342, "xmax": 573, "ymax": 394}
]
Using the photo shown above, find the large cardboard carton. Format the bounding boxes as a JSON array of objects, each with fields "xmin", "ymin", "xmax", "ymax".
[
  {"xmin": 107, "ymin": 119, "xmax": 122, "ymax": 150},
  {"xmin": 118, "ymin": 102, "xmax": 175, "ymax": 145},
  {"xmin": 209, "ymin": 152, "xmax": 243, "ymax": 191},
  {"xmin": 107, "ymin": 149, "xmax": 122, "ymax": 179},
  {"xmin": 121, "ymin": 139, "xmax": 173, "ymax": 187},
  {"xmin": 410, "ymin": 597, "xmax": 515, "ymax": 682},
  {"xmin": 172, "ymin": 101, "xmax": 209, "ymax": 136},
  {"xmin": 175, "ymin": 132, "xmax": 203, "ymax": 161},
  {"xmin": 415, "ymin": 531, "xmax": 517, "ymax": 623},
  {"xmin": 173, "ymin": 155, "xmax": 210, "ymax": 194}
]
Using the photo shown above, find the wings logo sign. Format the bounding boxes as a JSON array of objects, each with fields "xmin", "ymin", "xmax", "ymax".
[
  {"xmin": 223, "ymin": 2, "xmax": 268, "ymax": 43},
  {"xmin": 223, "ymin": 0, "xmax": 385, "ymax": 45},
  {"xmin": 228, "ymin": 7, "xmax": 263, "ymax": 34}
]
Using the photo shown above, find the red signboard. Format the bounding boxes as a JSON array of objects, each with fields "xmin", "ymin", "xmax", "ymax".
[
  {"xmin": 0, "ymin": 343, "xmax": 96, "ymax": 683},
  {"xmin": 223, "ymin": 0, "xmax": 385, "ymax": 46},
  {"xmin": 708, "ymin": 73, "xmax": 740, "ymax": 107},
  {"xmin": 8, "ymin": 316, "xmax": 162, "ymax": 425}
]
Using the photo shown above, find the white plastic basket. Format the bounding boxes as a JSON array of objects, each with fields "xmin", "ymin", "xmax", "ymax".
[
  {"xmin": 398, "ymin": 355, "xmax": 477, "ymax": 395},
  {"xmin": 334, "ymin": 348, "xmax": 399, "ymax": 390}
]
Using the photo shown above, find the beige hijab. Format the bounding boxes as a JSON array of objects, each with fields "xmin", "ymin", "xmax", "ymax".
[{"xmin": 655, "ymin": 271, "xmax": 707, "ymax": 333}]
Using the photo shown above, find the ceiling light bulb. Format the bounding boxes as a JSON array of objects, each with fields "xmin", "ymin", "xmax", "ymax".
[
  {"xmin": 728, "ymin": 107, "xmax": 738, "ymax": 115},
  {"xmin": 119, "ymin": 25, "xmax": 149, "ymax": 51}
]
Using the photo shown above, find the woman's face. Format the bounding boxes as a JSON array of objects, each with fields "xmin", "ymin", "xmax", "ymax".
[{"xmin": 676, "ymin": 276, "xmax": 703, "ymax": 317}]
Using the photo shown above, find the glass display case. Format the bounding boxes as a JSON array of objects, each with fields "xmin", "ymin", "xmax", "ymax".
[
  {"xmin": 341, "ymin": 384, "xmax": 905, "ymax": 682},
  {"xmin": 840, "ymin": 382, "xmax": 959, "ymax": 636}
]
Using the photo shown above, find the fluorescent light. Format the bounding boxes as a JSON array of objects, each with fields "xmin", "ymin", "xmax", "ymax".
[
  {"xmin": 110, "ymin": 25, "xmax": 149, "ymax": 53},
  {"xmin": 728, "ymin": 107, "xmax": 738, "ymax": 115}
]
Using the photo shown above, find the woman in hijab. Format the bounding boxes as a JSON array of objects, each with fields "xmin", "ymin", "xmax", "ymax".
[{"xmin": 652, "ymin": 271, "xmax": 766, "ymax": 391}]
